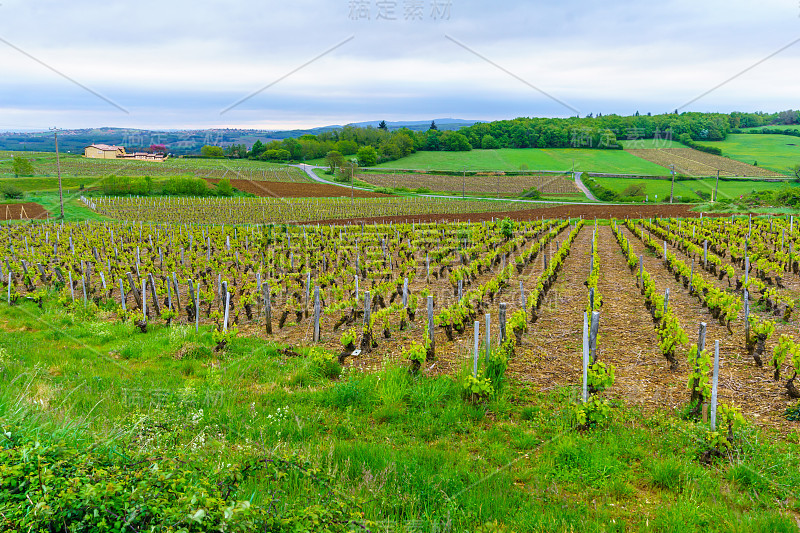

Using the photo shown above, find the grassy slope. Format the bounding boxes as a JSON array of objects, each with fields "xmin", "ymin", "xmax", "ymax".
[
  {"xmin": 375, "ymin": 148, "xmax": 670, "ymax": 175},
  {"xmin": 0, "ymin": 297, "xmax": 798, "ymax": 531},
  {"xmin": 693, "ymin": 134, "xmax": 800, "ymax": 175},
  {"xmin": 588, "ymin": 176, "xmax": 796, "ymax": 203}
]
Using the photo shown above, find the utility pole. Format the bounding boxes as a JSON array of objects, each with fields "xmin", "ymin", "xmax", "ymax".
[
  {"xmin": 51, "ymin": 128, "xmax": 64, "ymax": 219},
  {"xmin": 350, "ymin": 163, "xmax": 354, "ymax": 208},
  {"xmin": 462, "ymin": 169, "xmax": 465, "ymax": 199},
  {"xmin": 669, "ymin": 164, "xmax": 675, "ymax": 204},
  {"xmin": 713, "ymin": 170, "xmax": 720, "ymax": 202}
]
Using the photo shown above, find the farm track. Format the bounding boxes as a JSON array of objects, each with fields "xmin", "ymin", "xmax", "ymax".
[
  {"xmin": 593, "ymin": 226, "xmax": 679, "ymax": 412},
  {"xmin": 507, "ymin": 226, "xmax": 589, "ymax": 390},
  {"xmin": 622, "ymin": 226, "xmax": 791, "ymax": 432}
]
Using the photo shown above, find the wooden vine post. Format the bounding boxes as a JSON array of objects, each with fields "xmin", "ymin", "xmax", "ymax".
[
  {"xmin": 499, "ymin": 303, "xmax": 507, "ymax": 345},
  {"xmin": 427, "ymin": 295, "xmax": 435, "ymax": 360},
  {"xmin": 710, "ymin": 340, "xmax": 720, "ymax": 430},
  {"xmin": 313, "ymin": 286, "xmax": 321, "ymax": 342},
  {"xmin": 473, "ymin": 320, "xmax": 480, "ymax": 377}
]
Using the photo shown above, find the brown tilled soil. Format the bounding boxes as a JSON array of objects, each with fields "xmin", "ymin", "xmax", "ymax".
[
  {"xmin": 0, "ymin": 203, "xmax": 49, "ymax": 220},
  {"xmin": 205, "ymin": 179, "xmax": 391, "ymax": 199},
  {"xmin": 310, "ymin": 203, "xmax": 730, "ymax": 225}
]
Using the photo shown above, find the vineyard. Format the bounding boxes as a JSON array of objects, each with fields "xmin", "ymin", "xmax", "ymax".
[
  {"xmin": 357, "ymin": 171, "xmax": 582, "ymax": 197},
  {"xmin": 1, "ymin": 213, "xmax": 799, "ymax": 429},
  {"xmin": 0, "ymin": 152, "xmax": 310, "ymax": 182},
  {"xmin": 86, "ymin": 196, "xmax": 542, "ymax": 224},
  {"xmin": 626, "ymin": 147, "xmax": 784, "ymax": 177}
]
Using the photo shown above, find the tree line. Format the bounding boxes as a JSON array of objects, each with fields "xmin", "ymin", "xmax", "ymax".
[{"xmin": 197, "ymin": 110, "xmax": 799, "ymax": 167}]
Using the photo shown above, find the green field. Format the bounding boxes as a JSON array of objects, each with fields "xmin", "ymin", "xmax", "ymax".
[
  {"xmin": 693, "ymin": 134, "xmax": 800, "ymax": 175},
  {"xmin": 375, "ymin": 148, "xmax": 670, "ymax": 175},
  {"xmin": 586, "ymin": 175, "xmax": 795, "ymax": 203}
]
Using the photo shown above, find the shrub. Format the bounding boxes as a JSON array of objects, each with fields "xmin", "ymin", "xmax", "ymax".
[
  {"xmin": 101, "ymin": 175, "xmax": 152, "ymax": 196},
  {"xmin": 216, "ymin": 178, "xmax": 234, "ymax": 197},
  {"xmin": 163, "ymin": 176, "xmax": 210, "ymax": 196},
  {"xmin": 0, "ymin": 184, "xmax": 24, "ymax": 199}
]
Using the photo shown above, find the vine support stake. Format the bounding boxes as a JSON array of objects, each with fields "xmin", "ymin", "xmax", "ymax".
[
  {"xmin": 484, "ymin": 313, "xmax": 491, "ymax": 360},
  {"xmin": 744, "ymin": 257, "xmax": 749, "ymax": 286},
  {"xmin": 664, "ymin": 288, "xmax": 669, "ymax": 316},
  {"xmin": 313, "ymin": 286, "xmax": 321, "ymax": 342},
  {"xmin": 402, "ymin": 277, "xmax": 408, "ymax": 308},
  {"xmin": 119, "ymin": 278, "xmax": 126, "ymax": 311},
  {"xmin": 499, "ymin": 303, "xmax": 507, "ymax": 345},
  {"xmin": 427, "ymin": 295, "xmax": 435, "ymax": 358},
  {"xmin": 743, "ymin": 289, "xmax": 749, "ymax": 344},
  {"xmin": 710, "ymin": 340, "xmax": 720, "ymax": 430},
  {"xmin": 473, "ymin": 320, "xmax": 480, "ymax": 378},
  {"xmin": 582, "ymin": 312, "xmax": 589, "ymax": 403},
  {"xmin": 364, "ymin": 291, "xmax": 371, "ymax": 328},
  {"xmin": 223, "ymin": 291, "xmax": 230, "ymax": 332},
  {"xmin": 589, "ymin": 310, "xmax": 600, "ymax": 364}
]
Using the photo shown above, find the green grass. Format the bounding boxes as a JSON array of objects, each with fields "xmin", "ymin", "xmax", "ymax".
[
  {"xmin": 741, "ymin": 125, "xmax": 800, "ymax": 131},
  {"xmin": 618, "ymin": 138, "xmax": 681, "ymax": 150},
  {"xmin": 587, "ymin": 175, "xmax": 795, "ymax": 203},
  {"xmin": 693, "ymin": 134, "xmax": 800, "ymax": 175},
  {"xmin": 374, "ymin": 148, "xmax": 670, "ymax": 175},
  {"xmin": 1, "ymin": 295, "xmax": 799, "ymax": 530},
  {"xmin": 0, "ymin": 176, "xmax": 101, "ymax": 192}
]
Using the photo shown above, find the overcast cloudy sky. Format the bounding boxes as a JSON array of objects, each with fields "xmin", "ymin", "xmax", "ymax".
[{"xmin": 0, "ymin": 0, "xmax": 798, "ymax": 131}]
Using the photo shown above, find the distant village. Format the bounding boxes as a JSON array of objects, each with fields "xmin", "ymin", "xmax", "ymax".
[{"xmin": 83, "ymin": 144, "xmax": 167, "ymax": 161}]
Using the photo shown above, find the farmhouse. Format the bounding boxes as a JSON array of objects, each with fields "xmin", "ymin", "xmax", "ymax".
[
  {"xmin": 83, "ymin": 144, "xmax": 167, "ymax": 161},
  {"xmin": 84, "ymin": 144, "xmax": 125, "ymax": 159}
]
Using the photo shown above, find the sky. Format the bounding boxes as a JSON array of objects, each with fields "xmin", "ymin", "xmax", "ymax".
[{"xmin": 0, "ymin": 0, "xmax": 799, "ymax": 131}]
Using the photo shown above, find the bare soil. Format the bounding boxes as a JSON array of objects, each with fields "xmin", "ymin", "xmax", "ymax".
[{"xmin": 0, "ymin": 202, "xmax": 49, "ymax": 220}]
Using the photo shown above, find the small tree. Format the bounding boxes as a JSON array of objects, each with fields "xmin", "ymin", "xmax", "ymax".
[
  {"xmin": 429, "ymin": 120, "xmax": 438, "ymax": 131},
  {"xmin": 791, "ymin": 164, "xmax": 800, "ymax": 183},
  {"xmin": 378, "ymin": 120, "xmax": 388, "ymax": 131},
  {"xmin": 325, "ymin": 150, "xmax": 344, "ymax": 173},
  {"xmin": 200, "ymin": 145, "xmax": 225, "ymax": 158},
  {"xmin": 11, "ymin": 157, "xmax": 34, "ymax": 177}
]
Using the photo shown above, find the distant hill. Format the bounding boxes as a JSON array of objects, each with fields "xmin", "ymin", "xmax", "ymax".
[{"xmin": 0, "ymin": 119, "xmax": 479, "ymax": 155}]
